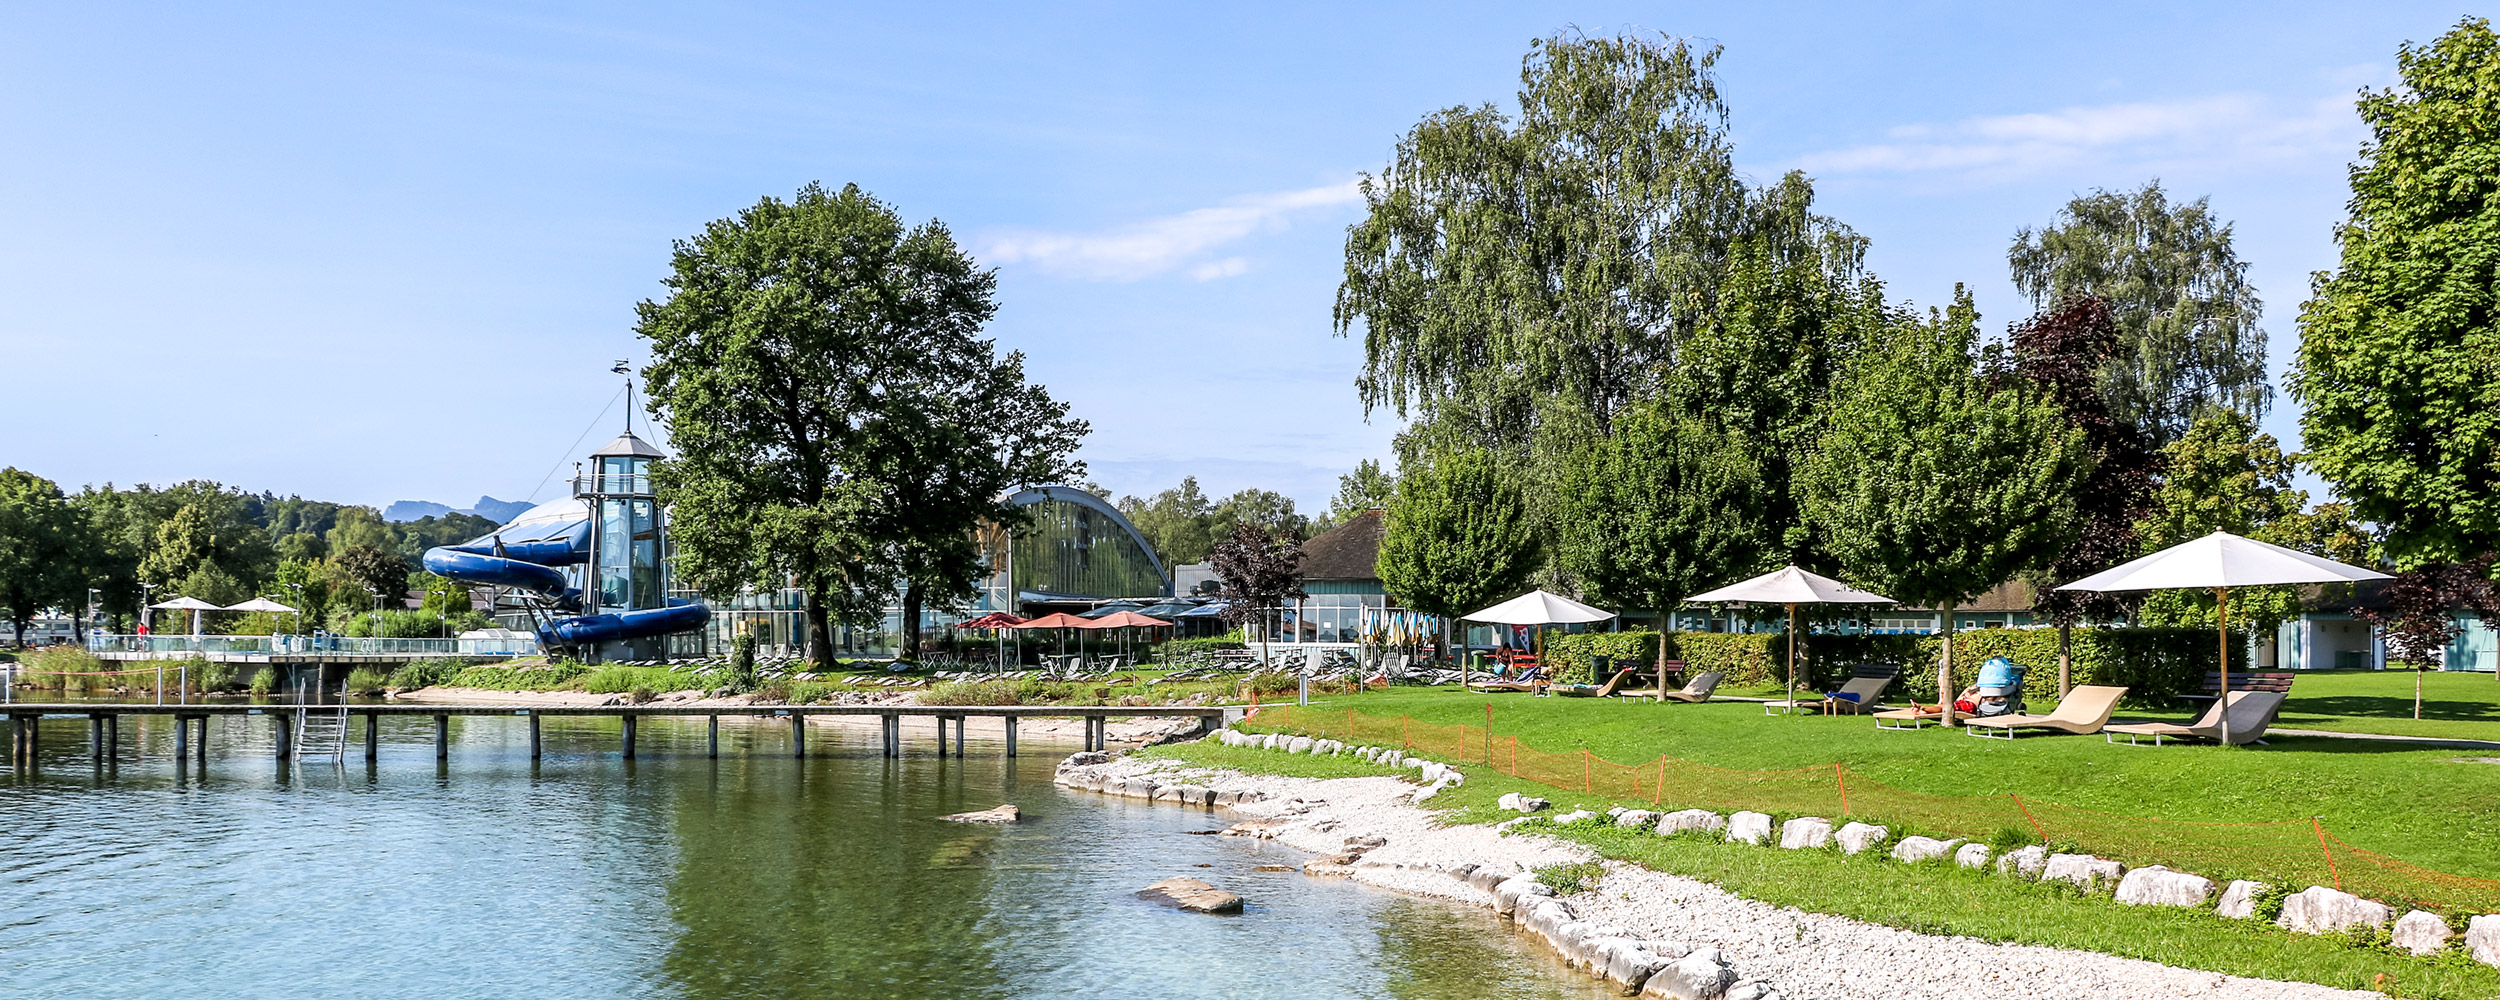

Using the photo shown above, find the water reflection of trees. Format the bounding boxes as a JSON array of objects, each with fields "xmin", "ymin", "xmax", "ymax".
[{"xmin": 660, "ymin": 761, "xmax": 1009, "ymax": 1000}]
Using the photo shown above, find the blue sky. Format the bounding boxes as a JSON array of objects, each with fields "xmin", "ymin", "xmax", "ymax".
[{"xmin": 0, "ymin": 2, "xmax": 2463, "ymax": 514}]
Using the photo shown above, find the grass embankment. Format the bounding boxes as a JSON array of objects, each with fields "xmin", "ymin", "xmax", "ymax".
[
  {"xmin": 1288, "ymin": 682, "xmax": 2500, "ymax": 879},
  {"xmin": 1145, "ymin": 738, "xmax": 2500, "ymax": 1000}
]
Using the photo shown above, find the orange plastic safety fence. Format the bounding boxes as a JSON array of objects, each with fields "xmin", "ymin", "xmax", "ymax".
[{"xmin": 1244, "ymin": 705, "xmax": 2500, "ymax": 913}]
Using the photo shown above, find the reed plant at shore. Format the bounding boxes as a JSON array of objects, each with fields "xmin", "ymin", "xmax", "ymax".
[{"xmin": 344, "ymin": 667, "xmax": 390, "ymax": 696}]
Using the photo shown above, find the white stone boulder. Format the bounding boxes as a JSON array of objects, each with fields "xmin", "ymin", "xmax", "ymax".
[
  {"xmin": 1285, "ymin": 736, "xmax": 1315, "ymax": 754},
  {"xmin": 1554, "ymin": 809, "xmax": 1603, "ymax": 826},
  {"xmin": 2214, "ymin": 880, "xmax": 2267, "ymax": 919},
  {"xmin": 2041, "ymin": 853, "xmax": 2124, "ymax": 891},
  {"xmin": 2467, "ymin": 914, "xmax": 2500, "ymax": 967},
  {"xmin": 1778, "ymin": 817, "xmax": 1833, "ymax": 850},
  {"xmin": 1657, "ymin": 810, "xmax": 1725, "ymax": 836},
  {"xmin": 1834, "ymin": 822, "xmax": 1889, "ymax": 855},
  {"xmin": 1995, "ymin": 844, "xmax": 2047, "ymax": 878},
  {"xmin": 1616, "ymin": 810, "xmax": 1660, "ymax": 831},
  {"xmin": 1498, "ymin": 792, "xmax": 1551, "ymax": 813},
  {"xmin": 1587, "ymin": 936, "xmax": 1674, "ymax": 993},
  {"xmin": 1953, "ymin": 843, "xmax": 1992, "ymax": 869},
  {"xmin": 2114, "ymin": 866, "xmax": 2213, "ymax": 907},
  {"xmin": 1726, "ymin": 811, "xmax": 1773, "ymax": 845},
  {"xmin": 1491, "ymin": 874, "xmax": 1556, "ymax": 916},
  {"xmin": 2391, "ymin": 910, "xmax": 2453, "ymax": 955},
  {"xmin": 1641, "ymin": 946, "xmax": 1735, "ymax": 999},
  {"xmin": 2278, "ymin": 885, "xmax": 2393, "ymax": 935},
  {"xmin": 1890, "ymin": 836, "xmax": 1961, "ymax": 864}
]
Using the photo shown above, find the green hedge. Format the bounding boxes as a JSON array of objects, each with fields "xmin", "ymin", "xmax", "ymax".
[{"xmin": 1548, "ymin": 626, "xmax": 2247, "ymax": 703}]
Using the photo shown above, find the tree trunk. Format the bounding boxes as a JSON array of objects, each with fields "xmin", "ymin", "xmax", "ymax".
[
  {"xmin": 2056, "ymin": 622, "xmax": 2072, "ymax": 700},
  {"xmin": 803, "ymin": 589, "xmax": 833, "ymax": 667},
  {"xmin": 1937, "ymin": 610, "xmax": 1957, "ymax": 726},
  {"xmin": 1447, "ymin": 616, "xmax": 1462, "ymax": 687},
  {"xmin": 900, "ymin": 580, "xmax": 924, "ymax": 662},
  {"xmin": 1656, "ymin": 606, "xmax": 1671, "ymax": 699}
]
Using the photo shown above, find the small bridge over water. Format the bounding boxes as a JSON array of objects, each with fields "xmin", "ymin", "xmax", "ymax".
[{"xmin": 1, "ymin": 702, "xmax": 1235, "ymax": 771}]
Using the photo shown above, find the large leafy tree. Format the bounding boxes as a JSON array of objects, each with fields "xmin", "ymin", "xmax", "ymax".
[
  {"xmin": 1554, "ymin": 401, "xmax": 1769, "ymax": 672},
  {"xmin": 2009, "ymin": 181, "xmax": 2270, "ymax": 447},
  {"xmin": 2000, "ymin": 296, "xmax": 2160, "ymax": 626},
  {"xmin": 0, "ymin": 468, "xmax": 91, "ymax": 646},
  {"xmin": 1336, "ymin": 31, "xmax": 1748, "ymax": 465},
  {"xmin": 1116, "ymin": 477, "xmax": 1218, "ymax": 569},
  {"xmin": 2129, "ymin": 410, "xmax": 2319, "ymax": 632},
  {"xmin": 2293, "ymin": 18, "xmax": 2500, "ymax": 570},
  {"xmin": 1376, "ymin": 447, "xmax": 1542, "ymax": 666},
  {"xmin": 1324, "ymin": 459, "xmax": 1397, "ymax": 526},
  {"xmin": 1800, "ymin": 291, "xmax": 2091, "ymax": 722},
  {"xmin": 639, "ymin": 182, "xmax": 1084, "ymax": 662}
]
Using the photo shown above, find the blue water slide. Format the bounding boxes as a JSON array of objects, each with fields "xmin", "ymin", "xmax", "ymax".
[{"xmin": 421, "ymin": 498, "xmax": 710, "ymax": 646}]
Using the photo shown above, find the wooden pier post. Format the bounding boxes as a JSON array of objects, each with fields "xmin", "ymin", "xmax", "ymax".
[
  {"xmin": 174, "ymin": 715, "xmax": 188, "ymax": 764},
  {"xmin": 434, "ymin": 715, "xmax": 449, "ymax": 760},
  {"xmin": 1004, "ymin": 716, "xmax": 1018, "ymax": 757},
  {"xmin": 107, "ymin": 714, "xmax": 119, "ymax": 764},
  {"xmin": 90, "ymin": 715, "xmax": 105, "ymax": 765},
  {"xmin": 952, "ymin": 716, "xmax": 966, "ymax": 757},
  {"xmin": 790, "ymin": 713, "xmax": 805, "ymax": 759},
  {"xmin": 622, "ymin": 715, "xmax": 637, "ymax": 760},
  {"xmin": 528, "ymin": 713, "xmax": 541, "ymax": 760},
  {"xmin": 193, "ymin": 716, "xmax": 207, "ymax": 767},
  {"xmin": 935, "ymin": 715, "xmax": 948, "ymax": 757},
  {"xmin": 275, "ymin": 714, "xmax": 293, "ymax": 760},
  {"xmin": 366, "ymin": 714, "xmax": 380, "ymax": 762},
  {"xmin": 881, "ymin": 713, "xmax": 898, "ymax": 758},
  {"xmin": 707, "ymin": 715, "xmax": 718, "ymax": 759}
]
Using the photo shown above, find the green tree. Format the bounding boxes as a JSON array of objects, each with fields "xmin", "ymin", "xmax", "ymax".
[
  {"xmin": 2133, "ymin": 410, "xmax": 2354, "ymax": 633},
  {"xmin": 2009, "ymin": 180, "xmax": 2270, "ymax": 447},
  {"xmin": 1116, "ymin": 477, "xmax": 1217, "ymax": 567},
  {"xmin": 1799, "ymin": 291, "xmax": 2091, "ymax": 723},
  {"xmin": 1324, "ymin": 459, "xmax": 1398, "ymax": 526},
  {"xmin": 1377, "ymin": 447, "xmax": 1543, "ymax": 668},
  {"xmin": 638, "ymin": 182, "xmax": 1085, "ymax": 662},
  {"xmin": 1209, "ymin": 488, "xmax": 1309, "ymax": 543},
  {"xmin": 1207, "ymin": 522, "xmax": 1306, "ymax": 666},
  {"xmin": 2292, "ymin": 18, "xmax": 2500, "ymax": 569},
  {"xmin": 0, "ymin": 468, "xmax": 91, "ymax": 646},
  {"xmin": 1336, "ymin": 31, "xmax": 1748, "ymax": 463},
  {"xmin": 1555, "ymin": 402, "xmax": 1769, "ymax": 672},
  {"xmin": 324, "ymin": 506, "xmax": 396, "ymax": 555},
  {"xmin": 333, "ymin": 544, "xmax": 408, "ymax": 610}
]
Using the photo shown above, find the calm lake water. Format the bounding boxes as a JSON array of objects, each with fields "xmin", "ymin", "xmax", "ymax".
[{"xmin": 0, "ymin": 712, "xmax": 1611, "ymax": 1000}]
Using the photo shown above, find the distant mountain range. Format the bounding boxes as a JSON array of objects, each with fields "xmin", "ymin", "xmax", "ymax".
[{"xmin": 381, "ymin": 496, "xmax": 534, "ymax": 524}]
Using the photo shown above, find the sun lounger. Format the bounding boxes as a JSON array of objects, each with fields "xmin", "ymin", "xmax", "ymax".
[
  {"xmin": 1552, "ymin": 666, "xmax": 1639, "ymax": 698},
  {"xmin": 1873, "ymin": 704, "xmax": 1944, "ymax": 730},
  {"xmin": 1653, "ymin": 671, "xmax": 1723, "ymax": 703},
  {"xmin": 2104, "ymin": 690, "xmax": 2287, "ymax": 746},
  {"xmin": 1769, "ymin": 673, "xmax": 1894, "ymax": 715},
  {"xmin": 1467, "ymin": 665, "xmax": 1544, "ymax": 694},
  {"xmin": 1962, "ymin": 685, "xmax": 2127, "ymax": 739}
]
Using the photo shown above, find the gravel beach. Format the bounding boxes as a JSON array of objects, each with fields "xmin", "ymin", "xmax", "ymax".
[{"xmin": 1075, "ymin": 753, "xmax": 2377, "ymax": 1000}]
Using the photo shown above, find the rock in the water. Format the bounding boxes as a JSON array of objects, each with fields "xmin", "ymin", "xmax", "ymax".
[
  {"xmin": 1995, "ymin": 844, "xmax": 2047, "ymax": 878},
  {"xmin": 2467, "ymin": 914, "xmax": 2500, "ymax": 967},
  {"xmin": 1137, "ymin": 876, "xmax": 1243, "ymax": 914},
  {"xmin": 1657, "ymin": 810, "xmax": 1725, "ymax": 836},
  {"xmin": 2114, "ymin": 866, "xmax": 2211, "ymax": 907},
  {"xmin": 939, "ymin": 804, "xmax": 1020, "ymax": 824},
  {"xmin": 2391, "ymin": 909, "xmax": 2454, "ymax": 955},
  {"xmin": 1953, "ymin": 843, "xmax": 1992, "ymax": 869},
  {"xmin": 2278, "ymin": 885, "xmax": 2393, "ymax": 934},
  {"xmin": 1833, "ymin": 822, "xmax": 1888, "ymax": 855},
  {"xmin": 1726, "ymin": 811, "xmax": 1773, "ymax": 845},
  {"xmin": 2213, "ymin": 880, "xmax": 2268, "ymax": 919},
  {"xmin": 1891, "ymin": 836, "xmax": 1961, "ymax": 864},
  {"xmin": 1778, "ymin": 817, "xmax": 1833, "ymax": 850},
  {"xmin": 2041, "ymin": 853, "xmax": 2123, "ymax": 891},
  {"xmin": 1641, "ymin": 947, "xmax": 1735, "ymax": 999}
]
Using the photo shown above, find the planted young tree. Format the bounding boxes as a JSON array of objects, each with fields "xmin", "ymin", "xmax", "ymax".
[
  {"xmin": 2293, "ymin": 18, "xmax": 2500, "ymax": 572},
  {"xmin": 1207, "ymin": 522, "xmax": 1305, "ymax": 668},
  {"xmin": 639, "ymin": 183, "xmax": 1084, "ymax": 664},
  {"xmin": 1376, "ymin": 447, "xmax": 1542, "ymax": 675},
  {"xmin": 2358, "ymin": 557, "xmax": 2500, "ymax": 717},
  {"xmin": 1800, "ymin": 292, "xmax": 2091, "ymax": 723},
  {"xmin": 1555, "ymin": 401, "xmax": 1770, "ymax": 677},
  {"xmin": 2010, "ymin": 181, "xmax": 2270, "ymax": 447}
]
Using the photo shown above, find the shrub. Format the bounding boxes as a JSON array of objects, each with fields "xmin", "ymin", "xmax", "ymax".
[
  {"xmin": 786, "ymin": 680, "xmax": 836, "ymax": 704},
  {"xmin": 386, "ymin": 659, "xmax": 463, "ymax": 691},
  {"xmin": 579, "ymin": 666, "xmax": 693, "ymax": 694},
  {"xmin": 1165, "ymin": 632, "xmax": 1248, "ymax": 660},
  {"xmin": 1241, "ymin": 671, "xmax": 1299, "ymax": 696},
  {"xmin": 1533, "ymin": 861, "xmax": 1605, "ymax": 896},
  {"xmin": 344, "ymin": 667, "xmax": 390, "ymax": 696},
  {"xmin": 248, "ymin": 667, "xmax": 277, "ymax": 696},
  {"xmin": 727, "ymin": 633, "xmax": 759, "ymax": 693},
  {"xmin": 920, "ymin": 679, "xmax": 1021, "ymax": 706},
  {"xmin": 21, "ymin": 646, "xmax": 105, "ymax": 690},
  {"xmin": 184, "ymin": 656, "xmax": 234, "ymax": 693}
]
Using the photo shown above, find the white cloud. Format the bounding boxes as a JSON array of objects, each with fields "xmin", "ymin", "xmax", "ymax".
[
  {"xmin": 1795, "ymin": 91, "xmax": 2364, "ymax": 183},
  {"xmin": 981, "ymin": 180, "xmax": 1362, "ymax": 282}
]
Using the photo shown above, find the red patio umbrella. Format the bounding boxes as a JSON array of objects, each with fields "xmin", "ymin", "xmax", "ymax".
[
  {"xmin": 955, "ymin": 612, "xmax": 1026, "ymax": 671},
  {"xmin": 1010, "ymin": 612, "xmax": 1095, "ymax": 666}
]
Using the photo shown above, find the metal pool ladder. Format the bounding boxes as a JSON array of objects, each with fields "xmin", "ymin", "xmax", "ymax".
[{"xmin": 293, "ymin": 688, "xmax": 350, "ymax": 762}]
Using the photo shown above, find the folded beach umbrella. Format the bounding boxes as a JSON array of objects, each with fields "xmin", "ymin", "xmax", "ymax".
[
  {"xmin": 1688, "ymin": 567, "xmax": 1895, "ymax": 709},
  {"xmin": 2058, "ymin": 530, "xmax": 2388, "ymax": 743}
]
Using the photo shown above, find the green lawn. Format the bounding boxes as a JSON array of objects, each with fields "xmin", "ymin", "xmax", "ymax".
[
  {"xmin": 1148, "ymin": 739, "xmax": 2500, "ymax": 999},
  {"xmin": 1251, "ymin": 676, "xmax": 2500, "ymax": 882},
  {"xmin": 2274, "ymin": 669, "xmax": 2500, "ymax": 741}
]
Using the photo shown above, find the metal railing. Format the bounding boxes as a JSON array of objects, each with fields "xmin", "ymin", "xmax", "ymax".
[
  {"xmin": 572, "ymin": 473, "xmax": 653, "ymax": 496},
  {"xmin": 83, "ymin": 634, "xmax": 539, "ymax": 656}
]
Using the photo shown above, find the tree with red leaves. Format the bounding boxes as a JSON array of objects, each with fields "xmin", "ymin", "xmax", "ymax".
[{"xmin": 2358, "ymin": 556, "xmax": 2500, "ymax": 717}]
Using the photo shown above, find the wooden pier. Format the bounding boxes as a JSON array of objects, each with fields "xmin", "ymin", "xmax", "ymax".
[{"xmin": 1, "ymin": 703, "xmax": 1234, "ymax": 769}]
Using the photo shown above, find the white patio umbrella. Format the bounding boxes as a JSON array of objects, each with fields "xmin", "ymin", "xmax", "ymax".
[
  {"xmin": 227, "ymin": 596, "xmax": 302, "ymax": 633},
  {"xmin": 1461, "ymin": 590, "xmax": 1616, "ymax": 687},
  {"xmin": 149, "ymin": 596, "xmax": 222, "ymax": 636},
  {"xmin": 1689, "ymin": 566, "xmax": 1896, "ymax": 709},
  {"xmin": 2056, "ymin": 530, "xmax": 2389, "ymax": 743}
]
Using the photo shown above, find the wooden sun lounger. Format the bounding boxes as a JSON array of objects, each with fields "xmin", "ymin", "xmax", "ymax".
[
  {"xmin": 1962, "ymin": 685, "xmax": 2126, "ymax": 739},
  {"xmin": 1768, "ymin": 673, "xmax": 1894, "ymax": 716},
  {"xmin": 2104, "ymin": 690, "xmax": 2287, "ymax": 746},
  {"xmin": 1873, "ymin": 704, "xmax": 1944, "ymax": 730},
  {"xmin": 1552, "ymin": 667, "xmax": 1639, "ymax": 698},
  {"xmin": 1642, "ymin": 671, "xmax": 1722, "ymax": 703}
]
